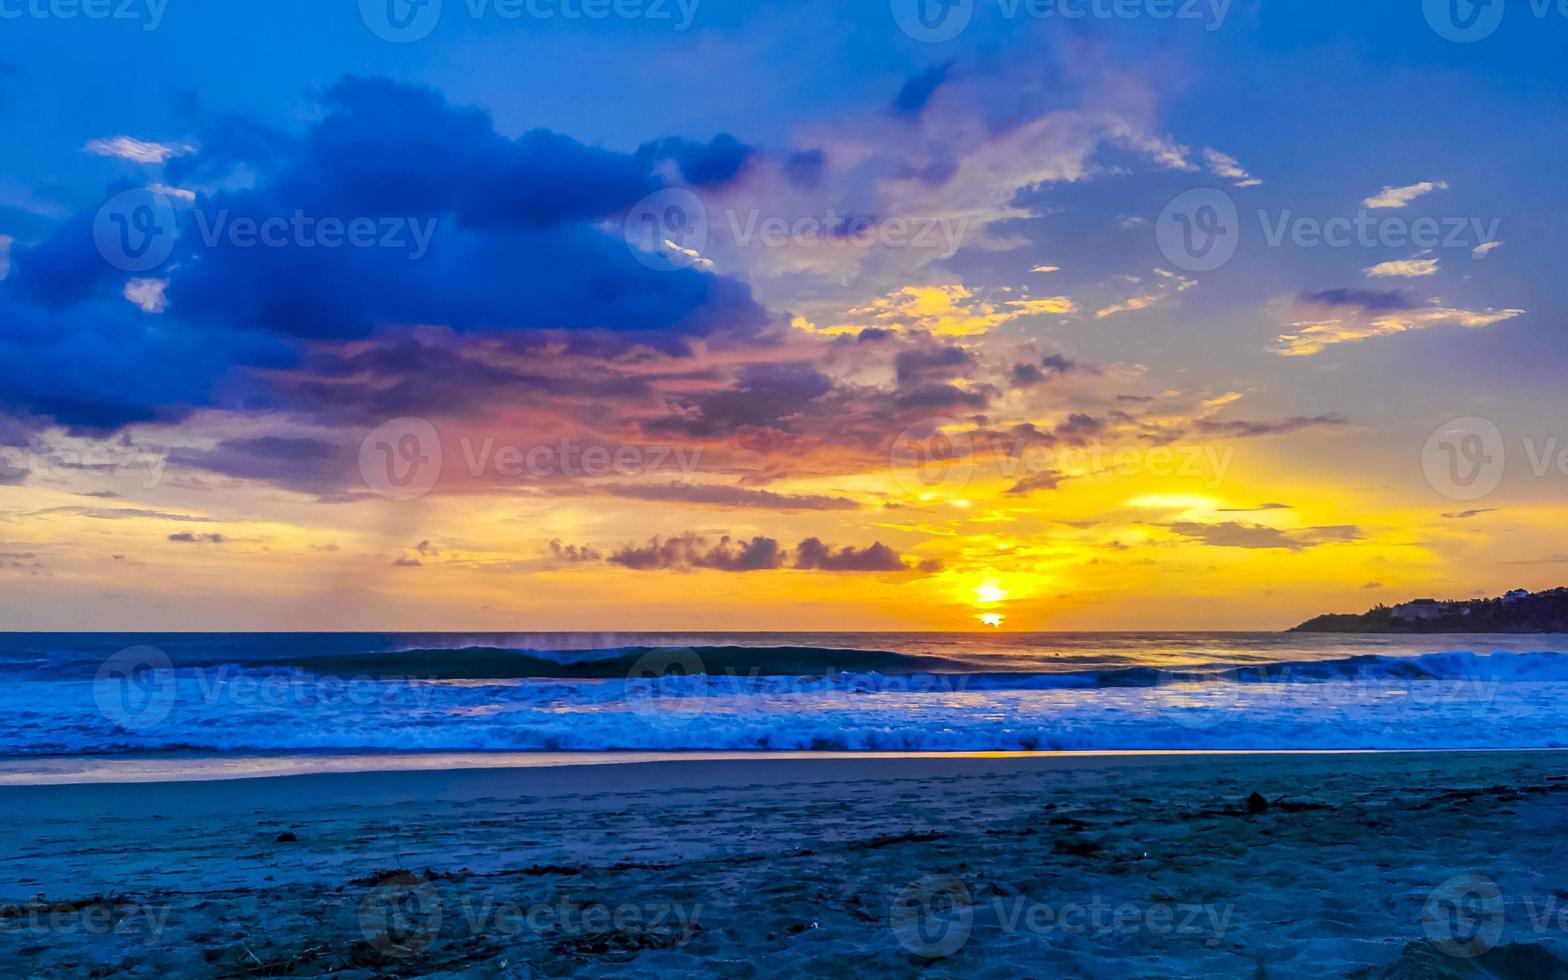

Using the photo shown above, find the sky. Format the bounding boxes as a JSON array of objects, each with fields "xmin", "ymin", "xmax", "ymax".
[{"xmin": 1, "ymin": 0, "xmax": 1565, "ymax": 631}]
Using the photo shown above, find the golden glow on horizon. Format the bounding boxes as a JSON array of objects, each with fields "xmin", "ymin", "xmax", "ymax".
[{"xmin": 4, "ymin": 404, "xmax": 1566, "ymax": 632}]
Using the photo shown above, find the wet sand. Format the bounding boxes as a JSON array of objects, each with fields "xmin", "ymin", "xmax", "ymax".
[{"xmin": 2, "ymin": 751, "xmax": 1566, "ymax": 977}]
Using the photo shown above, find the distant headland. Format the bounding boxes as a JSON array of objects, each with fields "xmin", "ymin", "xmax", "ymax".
[{"xmin": 1290, "ymin": 588, "xmax": 1568, "ymax": 633}]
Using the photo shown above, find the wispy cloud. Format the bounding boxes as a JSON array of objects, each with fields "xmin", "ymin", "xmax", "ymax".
[
  {"xmin": 1365, "ymin": 257, "xmax": 1439, "ymax": 278},
  {"xmin": 1202, "ymin": 147, "xmax": 1262, "ymax": 187},
  {"xmin": 82, "ymin": 136, "xmax": 192, "ymax": 165},
  {"xmin": 1275, "ymin": 291, "xmax": 1523, "ymax": 356},
  {"xmin": 1363, "ymin": 180, "xmax": 1448, "ymax": 210}
]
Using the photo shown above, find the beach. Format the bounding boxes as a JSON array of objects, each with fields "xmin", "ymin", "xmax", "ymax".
[{"xmin": 3, "ymin": 750, "xmax": 1567, "ymax": 977}]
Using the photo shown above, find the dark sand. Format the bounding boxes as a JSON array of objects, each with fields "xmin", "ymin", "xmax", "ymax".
[{"xmin": 2, "ymin": 751, "xmax": 1566, "ymax": 977}]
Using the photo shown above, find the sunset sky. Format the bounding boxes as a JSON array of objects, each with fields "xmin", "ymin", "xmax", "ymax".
[{"xmin": 1, "ymin": 1, "xmax": 1565, "ymax": 630}]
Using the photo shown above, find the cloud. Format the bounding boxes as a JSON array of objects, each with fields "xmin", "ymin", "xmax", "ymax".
[
  {"xmin": 636, "ymin": 134, "xmax": 754, "ymax": 186},
  {"xmin": 644, "ymin": 363, "xmax": 835, "ymax": 438},
  {"xmin": 1166, "ymin": 522, "xmax": 1362, "ymax": 551},
  {"xmin": 1301, "ymin": 288, "xmax": 1413, "ymax": 311},
  {"xmin": 1005, "ymin": 471, "xmax": 1069, "ymax": 495},
  {"xmin": 564, "ymin": 533, "xmax": 926, "ymax": 573},
  {"xmin": 1363, "ymin": 180, "xmax": 1448, "ymax": 209},
  {"xmin": 609, "ymin": 533, "xmax": 786, "ymax": 572},
  {"xmin": 820, "ymin": 283, "xmax": 1075, "ymax": 338},
  {"xmin": 893, "ymin": 61, "xmax": 953, "ymax": 118},
  {"xmin": 32, "ymin": 506, "xmax": 215, "ymax": 523},
  {"xmin": 549, "ymin": 539, "xmax": 603, "ymax": 562},
  {"xmin": 82, "ymin": 136, "xmax": 191, "ymax": 164},
  {"xmin": 123, "ymin": 278, "xmax": 168, "ymax": 313},
  {"xmin": 5, "ymin": 77, "xmax": 770, "ymax": 431},
  {"xmin": 1442, "ymin": 508, "xmax": 1497, "ymax": 520},
  {"xmin": 1194, "ymin": 414, "xmax": 1347, "ymax": 438},
  {"xmin": 1202, "ymin": 148, "xmax": 1262, "ymax": 187},
  {"xmin": 1364, "ymin": 257, "xmax": 1439, "ymax": 279},
  {"xmin": 1010, "ymin": 353, "xmax": 1089, "ymax": 388},
  {"xmin": 1095, "ymin": 268, "xmax": 1193, "ymax": 319},
  {"xmin": 1275, "ymin": 292, "xmax": 1524, "ymax": 356},
  {"xmin": 1095, "ymin": 294, "xmax": 1162, "ymax": 318},
  {"xmin": 605, "ymin": 483, "xmax": 859, "ymax": 511},
  {"xmin": 172, "ymin": 436, "xmax": 353, "ymax": 497},
  {"xmin": 1472, "ymin": 241, "xmax": 1503, "ymax": 259},
  {"xmin": 168, "ymin": 532, "xmax": 225, "ymax": 544},
  {"xmin": 793, "ymin": 537, "xmax": 907, "ymax": 571}
]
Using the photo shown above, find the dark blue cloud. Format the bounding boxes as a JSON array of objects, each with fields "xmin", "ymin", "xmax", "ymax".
[
  {"xmin": 893, "ymin": 61, "xmax": 953, "ymax": 118},
  {"xmin": 1301, "ymin": 288, "xmax": 1412, "ymax": 311},
  {"xmin": 0, "ymin": 287, "xmax": 291, "ymax": 431},
  {"xmin": 1, "ymin": 77, "xmax": 770, "ymax": 432},
  {"xmin": 637, "ymin": 133, "xmax": 754, "ymax": 186},
  {"xmin": 783, "ymin": 149, "xmax": 826, "ymax": 189}
]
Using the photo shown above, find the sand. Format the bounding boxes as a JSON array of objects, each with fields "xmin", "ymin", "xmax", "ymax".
[{"xmin": 2, "ymin": 751, "xmax": 1567, "ymax": 977}]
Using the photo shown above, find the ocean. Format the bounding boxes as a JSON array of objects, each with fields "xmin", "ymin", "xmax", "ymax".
[{"xmin": 3, "ymin": 631, "xmax": 1568, "ymax": 758}]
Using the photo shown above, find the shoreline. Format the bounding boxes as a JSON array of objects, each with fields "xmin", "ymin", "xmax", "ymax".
[{"xmin": 5, "ymin": 745, "xmax": 1568, "ymax": 787}]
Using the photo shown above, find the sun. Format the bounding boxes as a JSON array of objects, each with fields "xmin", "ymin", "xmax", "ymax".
[
  {"xmin": 974, "ymin": 578, "xmax": 1008, "ymax": 605},
  {"xmin": 977, "ymin": 613, "xmax": 1004, "ymax": 628}
]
